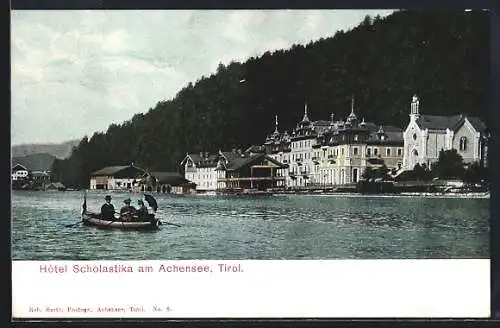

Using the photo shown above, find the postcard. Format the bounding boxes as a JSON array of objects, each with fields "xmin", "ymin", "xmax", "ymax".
[{"xmin": 11, "ymin": 9, "xmax": 491, "ymax": 319}]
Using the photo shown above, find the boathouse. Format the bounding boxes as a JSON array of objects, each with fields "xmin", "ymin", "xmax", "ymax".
[
  {"xmin": 89, "ymin": 164, "xmax": 146, "ymax": 190},
  {"xmin": 216, "ymin": 151, "xmax": 288, "ymax": 191},
  {"xmin": 138, "ymin": 171, "xmax": 196, "ymax": 194}
]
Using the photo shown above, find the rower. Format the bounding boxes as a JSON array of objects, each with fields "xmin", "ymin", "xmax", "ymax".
[{"xmin": 120, "ymin": 198, "xmax": 136, "ymax": 221}]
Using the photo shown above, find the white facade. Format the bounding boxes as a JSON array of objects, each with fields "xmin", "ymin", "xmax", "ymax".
[
  {"xmin": 12, "ymin": 164, "xmax": 29, "ymax": 181},
  {"xmin": 182, "ymin": 154, "xmax": 222, "ymax": 192},
  {"xmin": 185, "ymin": 166, "xmax": 219, "ymax": 191},
  {"xmin": 402, "ymin": 95, "xmax": 486, "ymax": 171},
  {"xmin": 12, "ymin": 169, "xmax": 29, "ymax": 181},
  {"xmin": 265, "ymin": 105, "xmax": 404, "ymax": 187}
]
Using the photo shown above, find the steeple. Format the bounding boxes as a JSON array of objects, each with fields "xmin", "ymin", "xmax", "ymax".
[
  {"xmin": 377, "ymin": 125, "xmax": 385, "ymax": 134},
  {"xmin": 347, "ymin": 95, "xmax": 357, "ymax": 122},
  {"xmin": 274, "ymin": 114, "xmax": 279, "ymax": 134},
  {"xmin": 302, "ymin": 102, "xmax": 310, "ymax": 122},
  {"xmin": 410, "ymin": 94, "xmax": 420, "ymax": 120},
  {"xmin": 360, "ymin": 117, "xmax": 366, "ymax": 126},
  {"xmin": 330, "ymin": 113, "xmax": 335, "ymax": 123}
]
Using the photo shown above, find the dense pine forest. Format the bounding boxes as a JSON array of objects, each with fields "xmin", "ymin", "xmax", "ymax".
[{"xmin": 52, "ymin": 10, "xmax": 489, "ymax": 188}]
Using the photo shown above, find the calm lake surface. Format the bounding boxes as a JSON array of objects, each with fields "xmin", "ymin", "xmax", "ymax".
[{"xmin": 11, "ymin": 190, "xmax": 489, "ymax": 260}]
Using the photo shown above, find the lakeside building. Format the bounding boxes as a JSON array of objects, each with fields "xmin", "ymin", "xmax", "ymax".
[
  {"xmin": 12, "ymin": 163, "xmax": 29, "ymax": 181},
  {"xmin": 263, "ymin": 99, "xmax": 405, "ymax": 187},
  {"xmin": 180, "ymin": 151, "xmax": 288, "ymax": 192},
  {"xmin": 89, "ymin": 164, "xmax": 145, "ymax": 190},
  {"xmin": 137, "ymin": 171, "xmax": 196, "ymax": 194},
  {"xmin": 402, "ymin": 95, "xmax": 488, "ymax": 171}
]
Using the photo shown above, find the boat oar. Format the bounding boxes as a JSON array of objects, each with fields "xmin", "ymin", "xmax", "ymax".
[
  {"xmin": 161, "ymin": 215, "xmax": 181, "ymax": 227},
  {"xmin": 65, "ymin": 221, "xmax": 83, "ymax": 227},
  {"xmin": 162, "ymin": 221, "xmax": 181, "ymax": 227}
]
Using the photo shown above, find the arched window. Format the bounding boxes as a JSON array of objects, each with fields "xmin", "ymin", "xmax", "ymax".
[
  {"xmin": 460, "ymin": 137, "xmax": 468, "ymax": 151},
  {"xmin": 413, "ymin": 149, "xmax": 419, "ymax": 156}
]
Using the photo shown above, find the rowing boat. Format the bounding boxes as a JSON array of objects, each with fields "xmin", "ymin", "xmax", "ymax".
[{"xmin": 81, "ymin": 211, "xmax": 161, "ymax": 230}]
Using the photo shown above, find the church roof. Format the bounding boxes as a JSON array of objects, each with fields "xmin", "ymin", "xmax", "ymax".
[
  {"xmin": 416, "ymin": 115, "xmax": 463, "ymax": 130},
  {"xmin": 416, "ymin": 114, "xmax": 486, "ymax": 133},
  {"xmin": 466, "ymin": 117, "xmax": 487, "ymax": 133}
]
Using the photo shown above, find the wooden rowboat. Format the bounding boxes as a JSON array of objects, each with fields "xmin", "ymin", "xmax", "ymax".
[{"xmin": 81, "ymin": 211, "xmax": 161, "ymax": 231}]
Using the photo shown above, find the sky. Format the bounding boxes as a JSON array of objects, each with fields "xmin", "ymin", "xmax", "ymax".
[{"xmin": 11, "ymin": 9, "xmax": 395, "ymax": 145}]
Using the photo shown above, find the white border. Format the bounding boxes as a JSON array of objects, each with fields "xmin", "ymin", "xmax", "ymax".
[{"xmin": 12, "ymin": 259, "xmax": 490, "ymax": 318}]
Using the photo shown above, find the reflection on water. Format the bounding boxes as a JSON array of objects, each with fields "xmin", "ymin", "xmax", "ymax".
[{"xmin": 11, "ymin": 191, "xmax": 489, "ymax": 260}]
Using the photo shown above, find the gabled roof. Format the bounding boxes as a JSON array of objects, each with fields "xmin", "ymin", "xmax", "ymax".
[
  {"xmin": 148, "ymin": 172, "xmax": 193, "ymax": 185},
  {"xmin": 220, "ymin": 152, "xmax": 287, "ymax": 171},
  {"xmin": 12, "ymin": 163, "xmax": 28, "ymax": 171},
  {"xmin": 465, "ymin": 117, "xmax": 487, "ymax": 133},
  {"xmin": 91, "ymin": 166, "xmax": 130, "ymax": 176},
  {"xmin": 90, "ymin": 165, "xmax": 145, "ymax": 176},
  {"xmin": 416, "ymin": 115, "xmax": 463, "ymax": 130},
  {"xmin": 183, "ymin": 153, "xmax": 219, "ymax": 168},
  {"xmin": 416, "ymin": 114, "xmax": 486, "ymax": 134}
]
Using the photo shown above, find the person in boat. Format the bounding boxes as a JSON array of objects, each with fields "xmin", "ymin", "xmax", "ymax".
[
  {"xmin": 136, "ymin": 199, "xmax": 149, "ymax": 221},
  {"xmin": 100, "ymin": 195, "xmax": 115, "ymax": 220},
  {"xmin": 120, "ymin": 198, "xmax": 136, "ymax": 221}
]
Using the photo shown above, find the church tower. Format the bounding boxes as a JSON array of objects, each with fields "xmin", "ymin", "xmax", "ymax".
[{"xmin": 410, "ymin": 94, "xmax": 420, "ymax": 121}]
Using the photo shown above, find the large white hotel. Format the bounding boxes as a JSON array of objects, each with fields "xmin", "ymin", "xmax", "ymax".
[{"xmin": 181, "ymin": 95, "xmax": 488, "ymax": 191}]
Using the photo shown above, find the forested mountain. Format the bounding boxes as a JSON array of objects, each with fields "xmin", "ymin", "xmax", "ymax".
[
  {"xmin": 12, "ymin": 139, "xmax": 81, "ymax": 159},
  {"xmin": 52, "ymin": 10, "xmax": 489, "ymax": 188},
  {"xmin": 12, "ymin": 153, "xmax": 56, "ymax": 172}
]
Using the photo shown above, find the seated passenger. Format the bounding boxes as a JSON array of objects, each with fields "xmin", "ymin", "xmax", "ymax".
[
  {"xmin": 136, "ymin": 199, "xmax": 149, "ymax": 221},
  {"xmin": 100, "ymin": 195, "xmax": 115, "ymax": 220},
  {"xmin": 120, "ymin": 198, "xmax": 136, "ymax": 221}
]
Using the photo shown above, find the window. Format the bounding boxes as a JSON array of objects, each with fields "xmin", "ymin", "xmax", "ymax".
[
  {"xmin": 374, "ymin": 148, "xmax": 378, "ymax": 156},
  {"xmin": 459, "ymin": 137, "xmax": 468, "ymax": 151},
  {"xmin": 341, "ymin": 148, "xmax": 345, "ymax": 156},
  {"xmin": 412, "ymin": 133, "xmax": 417, "ymax": 140},
  {"xmin": 386, "ymin": 148, "xmax": 391, "ymax": 157},
  {"xmin": 353, "ymin": 147, "xmax": 358, "ymax": 156},
  {"xmin": 354, "ymin": 134, "xmax": 359, "ymax": 141},
  {"xmin": 397, "ymin": 148, "xmax": 402, "ymax": 156},
  {"xmin": 367, "ymin": 148, "xmax": 371, "ymax": 156}
]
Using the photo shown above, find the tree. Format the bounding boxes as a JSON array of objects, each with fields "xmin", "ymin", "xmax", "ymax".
[
  {"xmin": 53, "ymin": 10, "xmax": 489, "ymax": 188},
  {"xmin": 463, "ymin": 161, "xmax": 488, "ymax": 184},
  {"xmin": 433, "ymin": 149, "xmax": 464, "ymax": 179},
  {"xmin": 413, "ymin": 163, "xmax": 433, "ymax": 181}
]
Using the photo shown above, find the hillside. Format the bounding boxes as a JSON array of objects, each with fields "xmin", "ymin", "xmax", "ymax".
[
  {"xmin": 12, "ymin": 139, "xmax": 81, "ymax": 159},
  {"xmin": 52, "ymin": 10, "xmax": 489, "ymax": 188},
  {"xmin": 12, "ymin": 153, "xmax": 56, "ymax": 172}
]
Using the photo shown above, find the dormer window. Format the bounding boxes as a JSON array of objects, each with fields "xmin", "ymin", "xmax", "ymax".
[{"xmin": 380, "ymin": 135, "xmax": 385, "ymax": 141}]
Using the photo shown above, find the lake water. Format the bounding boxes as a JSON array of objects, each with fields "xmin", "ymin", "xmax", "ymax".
[{"xmin": 11, "ymin": 191, "xmax": 489, "ymax": 260}]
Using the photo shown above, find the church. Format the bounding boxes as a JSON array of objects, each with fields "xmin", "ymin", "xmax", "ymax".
[{"xmin": 402, "ymin": 95, "xmax": 488, "ymax": 171}]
